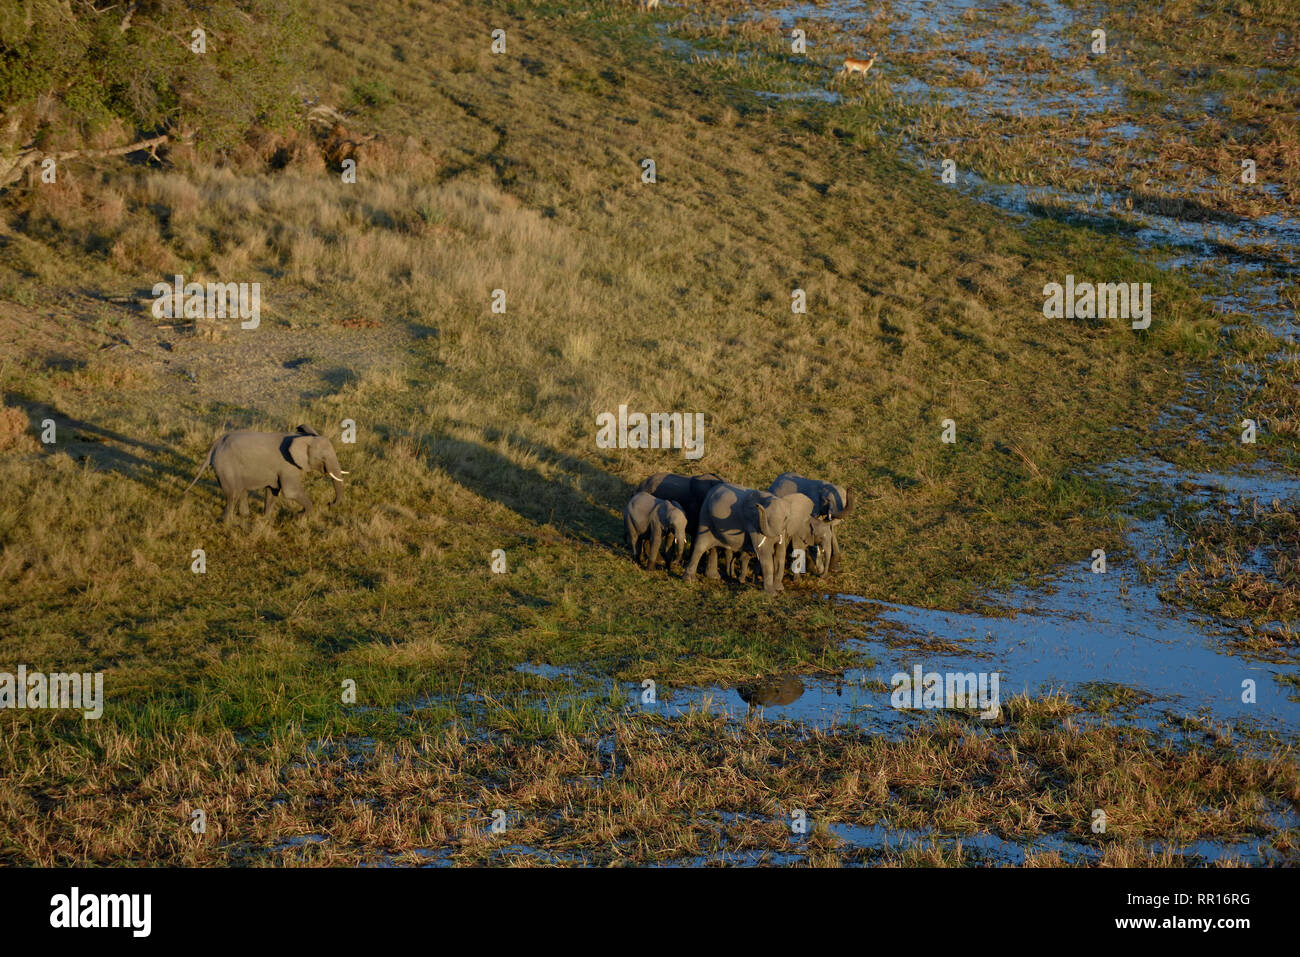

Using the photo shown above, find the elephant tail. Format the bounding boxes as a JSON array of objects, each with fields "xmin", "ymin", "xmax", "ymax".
[{"xmin": 183, "ymin": 446, "xmax": 213, "ymax": 494}]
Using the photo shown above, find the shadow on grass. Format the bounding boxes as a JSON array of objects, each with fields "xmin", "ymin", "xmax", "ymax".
[
  {"xmin": 3, "ymin": 391, "xmax": 196, "ymax": 489},
  {"xmin": 424, "ymin": 431, "xmax": 634, "ymax": 545}
]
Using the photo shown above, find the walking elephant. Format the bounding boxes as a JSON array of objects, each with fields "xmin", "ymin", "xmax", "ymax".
[{"xmin": 186, "ymin": 425, "xmax": 349, "ymax": 523}]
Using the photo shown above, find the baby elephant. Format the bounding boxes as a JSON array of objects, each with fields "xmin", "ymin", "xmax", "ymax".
[
  {"xmin": 623, "ymin": 492, "xmax": 688, "ymax": 570},
  {"xmin": 186, "ymin": 425, "xmax": 349, "ymax": 523}
]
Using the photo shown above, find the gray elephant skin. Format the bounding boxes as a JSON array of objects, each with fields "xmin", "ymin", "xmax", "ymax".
[
  {"xmin": 636, "ymin": 471, "xmax": 727, "ymax": 532},
  {"xmin": 623, "ymin": 492, "xmax": 689, "ymax": 570},
  {"xmin": 735, "ymin": 491, "xmax": 834, "ymax": 583},
  {"xmin": 187, "ymin": 425, "xmax": 349, "ymax": 522},
  {"xmin": 684, "ymin": 483, "xmax": 799, "ymax": 593},
  {"xmin": 769, "ymin": 472, "xmax": 853, "ymax": 572}
]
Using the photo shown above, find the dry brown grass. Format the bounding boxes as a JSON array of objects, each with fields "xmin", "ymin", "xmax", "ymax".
[
  {"xmin": 2, "ymin": 698, "xmax": 1293, "ymax": 866},
  {"xmin": 0, "ymin": 404, "xmax": 33, "ymax": 452}
]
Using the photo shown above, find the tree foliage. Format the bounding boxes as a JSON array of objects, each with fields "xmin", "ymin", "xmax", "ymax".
[{"xmin": 0, "ymin": 0, "xmax": 308, "ymax": 175}]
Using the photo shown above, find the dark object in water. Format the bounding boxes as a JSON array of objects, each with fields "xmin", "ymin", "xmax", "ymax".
[{"xmin": 736, "ymin": 676, "xmax": 805, "ymax": 708}]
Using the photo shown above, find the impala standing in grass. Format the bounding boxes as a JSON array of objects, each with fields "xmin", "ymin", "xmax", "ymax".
[{"xmin": 840, "ymin": 52, "xmax": 877, "ymax": 80}]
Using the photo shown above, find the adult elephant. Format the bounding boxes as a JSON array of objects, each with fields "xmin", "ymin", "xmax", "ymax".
[
  {"xmin": 683, "ymin": 483, "xmax": 798, "ymax": 593},
  {"xmin": 637, "ymin": 471, "xmax": 727, "ymax": 531},
  {"xmin": 186, "ymin": 425, "xmax": 348, "ymax": 523},
  {"xmin": 769, "ymin": 473, "xmax": 853, "ymax": 572},
  {"xmin": 734, "ymin": 492, "xmax": 834, "ymax": 585}
]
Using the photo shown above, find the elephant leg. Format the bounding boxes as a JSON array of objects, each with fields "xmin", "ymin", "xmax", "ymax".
[
  {"xmin": 647, "ymin": 524, "xmax": 663, "ymax": 570},
  {"xmin": 735, "ymin": 551, "xmax": 751, "ymax": 582},
  {"xmin": 637, "ymin": 531, "xmax": 653, "ymax": 567},
  {"xmin": 221, "ymin": 490, "xmax": 239, "ymax": 524},
  {"xmin": 263, "ymin": 487, "xmax": 276, "ymax": 518},
  {"xmin": 684, "ymin": 530, "xmax": 717, "ymax": 580},
  {"xmin": 829, "ymin": 529, "xmax": 841, "ymax": 574},
  {"xmin": 625, "ymin": 516, "xmax": 640, "ymax": 564},
  {"xmin": 774, "ymin": 540, "xmax": 789, "ymax": 591},
  {"xmin": 237, "ymin": 491, "xmax": 250, "ymax": 517},
  {"xmin": 704, "ymin": 544, "xmax": 721, "ymax": 580},
  {"xmin": 282, "ymin": 475, "xmax": 312, "ymax": 518}
]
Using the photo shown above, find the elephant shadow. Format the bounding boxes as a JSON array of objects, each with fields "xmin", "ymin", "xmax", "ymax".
[
  {"xmin": 3, "ymin": 391, "xmax": 199, "ymax": 490},
  {"xmin": 865, "ymin": 464, "xmax": 918, "ymax": 493},
  {"xmin": 423, "ymin": 430, "xmax": 634, "ymax": 546}
]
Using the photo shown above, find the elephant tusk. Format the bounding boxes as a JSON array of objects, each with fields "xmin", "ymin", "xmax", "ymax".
[
  {"xmin": 757, "ymin": 535, "xmax": 766, "ymax": 548},
  {"xmin": 339, "ymin": 470, "xmax": 351, "ymax": 475},
  {"xmin": 327, "ymin": 471, "xmax": 346, "ymax": 482}
]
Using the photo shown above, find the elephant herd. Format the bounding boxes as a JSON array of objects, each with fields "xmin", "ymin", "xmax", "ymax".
[
  {"xmin": 624, "ymin": 471, "xmax": 853, "ymax": 593},
  {"xmin": 184, "ymin": 428, "xmax": 851, "ymax": 597}
]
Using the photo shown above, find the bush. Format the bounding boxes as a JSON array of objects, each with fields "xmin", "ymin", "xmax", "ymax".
[{"xmin": 0, "ymin": 0, "xmax": 309, "ymax": 168}]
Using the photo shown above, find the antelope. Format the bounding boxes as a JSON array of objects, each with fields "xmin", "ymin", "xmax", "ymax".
[
  {"xmin": 839, "ymin": 52, "xmax": 877, "ymax": 80},
  {"xmin": 640, "ymin": 0, "xmax": 659, "ymax": 9}
]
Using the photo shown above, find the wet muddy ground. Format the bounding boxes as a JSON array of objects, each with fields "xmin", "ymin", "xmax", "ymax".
[{"xmin": 667, "ymin": 0, "xmax": 1298, "ymax": 338}]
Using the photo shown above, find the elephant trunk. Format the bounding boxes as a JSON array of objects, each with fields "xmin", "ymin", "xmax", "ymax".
[
  {"xmin": 323, "ymin": 449, "xmax": 345, "ymax": 505},
  {"xmin": 840, "ymin": 487, "xmax": 855, "ymax": 517}
]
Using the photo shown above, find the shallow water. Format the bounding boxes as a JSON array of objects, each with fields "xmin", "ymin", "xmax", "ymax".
[
  {"xmin": 689, "ymin": 0, "xmax": 1300, "ymax": 338},
  {"xmin": 605, "ymin": 459, "xmax": 1300, "ymax": 741},
  {"xmin": 637, "ymin": 670, "xmax": 912, "ymax": 733},
  {"xmin": 825, "ymin": 815, "xmax": 1296, "ymax": 865}
]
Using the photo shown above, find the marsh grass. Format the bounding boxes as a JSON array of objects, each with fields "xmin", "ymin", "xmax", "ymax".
[
  {"xmin": 3, "ymin": 688, "xmax": 1294, "ymax": 866},
  {"xmin": 1168, "ymin": 493, "xmax": 1300, "ymax": 643}
]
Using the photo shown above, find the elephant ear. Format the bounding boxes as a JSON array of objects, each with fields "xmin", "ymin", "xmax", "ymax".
[
  {"xmin": 288, "ymin": 435, "xmax": 313, "ymax": 470},
  {"xmin": 818, "ymin": 490, "xmax": 836, "ymax": 519},
  {"xmin": 295, "ymin": 424, "xmax": 320, "ymax": 436}
]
